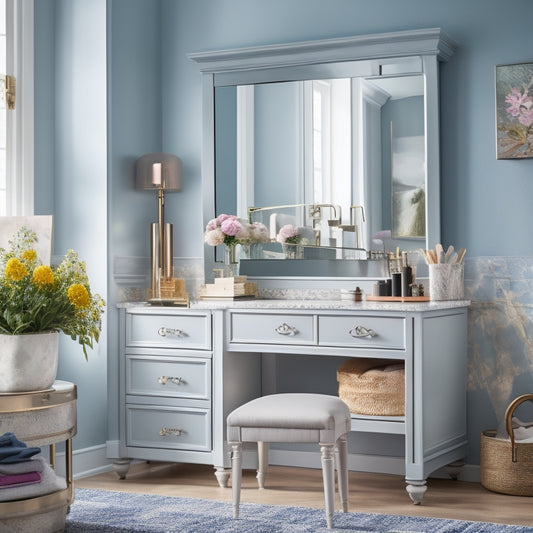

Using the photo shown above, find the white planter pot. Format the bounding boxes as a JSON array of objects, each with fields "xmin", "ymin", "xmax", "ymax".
[{"xmin": 0, "ymin": 331, "xmax": 59, "ymax": 392}]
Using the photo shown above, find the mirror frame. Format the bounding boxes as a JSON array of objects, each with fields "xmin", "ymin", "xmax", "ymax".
[{"xmin": 190, "ymin": 28, "xmax": 456, "ymax": 285}]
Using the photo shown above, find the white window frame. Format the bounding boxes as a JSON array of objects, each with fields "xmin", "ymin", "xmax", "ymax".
[{"xmin": 5, "ymin": 0, "xmax": 33, "ymax": 215}]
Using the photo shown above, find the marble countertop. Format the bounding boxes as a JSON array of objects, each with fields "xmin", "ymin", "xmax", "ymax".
[{"xmin": 119, "ymin": 298, "xmax": 471, "ymax": 312}]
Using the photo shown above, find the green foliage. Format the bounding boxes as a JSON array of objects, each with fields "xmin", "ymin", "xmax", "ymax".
[{"xmin": 0, "ymin": 228, "xmax": 105, "ymax": 360}]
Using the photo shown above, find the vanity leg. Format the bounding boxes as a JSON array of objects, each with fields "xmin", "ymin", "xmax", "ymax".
[
  {"xmin": 445, "ymin": 460, "xmax": 465, "ymax": 481},
  {"xmin": 112, "ymin": 459, "xmax": 131, "ymax": 480},
  {"xmin": 214, "ymin": 466, "xmax": 231, "ymax": 488},
  {"xmin": 405, "ymin": 479, "xmax": 427, "ymax": 504}
]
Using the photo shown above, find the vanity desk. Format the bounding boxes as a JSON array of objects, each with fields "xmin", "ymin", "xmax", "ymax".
[{"xmin": 111, "ymin": 298, "xmax": 468, "ymax": 503}]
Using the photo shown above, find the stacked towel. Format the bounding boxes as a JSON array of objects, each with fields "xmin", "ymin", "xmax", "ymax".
[
  {"xmin": 0, "ymin": 456, "xmax": 66, "ymax": 501},
  {"xmin": 0, "ymin": 433, "xmax": 66, "ymax": 501},
  {"xmin": 512, "ymin": 416, "xmax": 533, "ymax": 443},
  {"xmin": 0, "ymin": 471, "xmax": 41, "ymax": 487},
  {"xmin": 0, "ymin": 432, "xmax": 41, "ymax": 464}
]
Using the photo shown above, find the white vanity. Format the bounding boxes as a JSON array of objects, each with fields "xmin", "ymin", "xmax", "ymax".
[
  {"xmin": 111, "ymin": 299, "xmax": 468, "ymax": 503},
  {"xmin": 108, "ymin": 27, "xmax": 465, "ymax": 504}
]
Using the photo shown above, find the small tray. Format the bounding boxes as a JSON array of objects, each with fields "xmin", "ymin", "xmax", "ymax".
[
  {"xmin": 366, "ymin": 295, "xmax": 430, "ymax": 302},
  {"xmin": 199, "ymin": 295, "xmax": 256, "ymax": 301},
  {"xmin": 148, "ymin": 297, "xmax": 190, "ymax": 307}
]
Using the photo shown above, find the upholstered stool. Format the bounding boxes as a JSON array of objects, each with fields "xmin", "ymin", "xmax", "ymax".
[{"xmin": 227, "ymin": 393, "xmax": 351, "ymax": 529}]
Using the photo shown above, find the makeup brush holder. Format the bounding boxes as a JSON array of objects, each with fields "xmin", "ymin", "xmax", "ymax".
[{"xmin": 429, "ymin": 263, "xmax": 464, "ymax": 300}]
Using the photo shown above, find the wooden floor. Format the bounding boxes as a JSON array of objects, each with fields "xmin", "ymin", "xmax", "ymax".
[{"xmin": 74, "ymin": 461, "xmax": 533, "ymax": 527}]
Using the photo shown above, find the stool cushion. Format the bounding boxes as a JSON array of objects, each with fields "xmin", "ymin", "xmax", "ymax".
[{"xmin": 227, "ymin": 393, "xmax": 351, "ymax": 444}]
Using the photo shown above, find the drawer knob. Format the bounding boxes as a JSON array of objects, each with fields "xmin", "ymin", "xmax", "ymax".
[
  {"xmin": 275, "ymin": 323, "xmax": 298, "ymax": 336},
  {"xmin": 159, "ymin": 427, "xmax": 183, "ymax": 437},
  {"xmin": 349, "ymin": 325, "xmax": 376, "ymax": 338},
  {"xmin": 157, "ymin": 376, "xmax": 183, "ymax": 386},
  {"xmin": 158, "ymin": 327, "xmax": 184, "ymax": 338}
]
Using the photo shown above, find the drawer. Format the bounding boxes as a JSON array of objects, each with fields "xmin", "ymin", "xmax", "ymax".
[
  {"xmin": 126, "ymin": 311, "xmax": 211, "ymax": 350},
  {"xmin": 126, "ymin": 355, "xmax": 211, "ymax": 400},
  {"xmin": 318, "ymin": 315, "xmax": 405, "ymax": 349},
  {"xmin": 126, "ymin": 404, "xmax": 211, "ymax": 451},
  {"xmin": 230, "ymin": 312, "xmax": 315, "ymax": 345}
]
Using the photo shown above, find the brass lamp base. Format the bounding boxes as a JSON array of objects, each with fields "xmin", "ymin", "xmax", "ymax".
[
  {"xmin": 148, "ymin": 296, "xmax": 190, "ymax": 307},
  {"xmin": 147, "ymin": 277, "xmax": 189, "ymax": 307}
]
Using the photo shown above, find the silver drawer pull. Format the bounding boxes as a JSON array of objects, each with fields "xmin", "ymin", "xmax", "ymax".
[
  {"xmin": 275, "ymin": 323, "xmax": 298, "ymax": 336},
  {"xmin": 157, "ymin": 376, "xmax": 183, "ymax": 386},
  {"xmin": 158, "ymin": 327, "xmax": 183, "ymax": 338},
  {"xmin": 159, "ymin": 427, "xmax": 183, "ymax": 437},
  {"xmin": 349, "ymin": 325, "xmax": 376, "ymax": 338}
]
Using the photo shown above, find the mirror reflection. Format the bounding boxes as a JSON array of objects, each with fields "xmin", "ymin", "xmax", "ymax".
[{"xmin": 214, "ymin": 73, "xmax": 426, "ymax": 275}]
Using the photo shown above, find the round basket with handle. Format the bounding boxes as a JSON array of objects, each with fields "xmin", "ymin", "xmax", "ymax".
[{"xmin": 480, "ymin": 393, "xmax": 533, "ymax": 496}]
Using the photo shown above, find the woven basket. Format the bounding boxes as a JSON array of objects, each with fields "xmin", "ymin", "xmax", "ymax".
[
  {"xmin": 480, "ymin": 393, "xmax": 533, "ymax": 496},
  {"xmin": 336, "ymin": 358, "xmax": 404, "ymax": 416}
]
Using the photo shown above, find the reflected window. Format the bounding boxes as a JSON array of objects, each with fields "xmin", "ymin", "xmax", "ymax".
[{"xmin": 311, "ymin": 79, "xmax": 351, "ymax": 222}]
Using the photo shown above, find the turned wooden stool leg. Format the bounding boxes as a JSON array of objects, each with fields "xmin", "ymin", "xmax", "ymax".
[
  {"xmin": 321, "ymin": 443, "xmax": 335, "ymax": 529},
  {"xmin": 337, "ymin": 434, "xmax": 348, "ymax": 512},
  {"xmin": 231, "ymin": 443, "xmax": 243, "ymax": 519},
  {"xmin": 257, "ymin": 441, "xmax": 268, "ymax": 489}
]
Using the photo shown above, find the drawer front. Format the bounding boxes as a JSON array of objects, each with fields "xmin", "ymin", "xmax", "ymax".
[
  {"xmin": 126, "ymin": 311, "xmax": 211, "ymax": 350},
  {"xmin": 230, "ymin": 312, "xmax": 315, "ymax": 345},
  {"xmin": 126, "ymin": 405, "xmax": 211, "ymax": 451},
  {"xmin": 318, "ymin": 315, "xmax": 405, "ymax": 349},
  {"xmin": 126, "ymin": 355, "xmax": 211, "ymax": 400}
]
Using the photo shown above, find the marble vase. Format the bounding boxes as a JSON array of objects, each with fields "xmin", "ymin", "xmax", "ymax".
[{"xmin": 0, "ymin": 330, "xmax": 59, "ymax": 392}]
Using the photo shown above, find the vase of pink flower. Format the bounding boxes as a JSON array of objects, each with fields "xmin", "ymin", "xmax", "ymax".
[
  {"xmin": 276, "ymin": 224, "xmax": 303, "ymax": 259},
  {"xmin": 204, "ymin": 214, "xmax": 270, "ymax": 272}
]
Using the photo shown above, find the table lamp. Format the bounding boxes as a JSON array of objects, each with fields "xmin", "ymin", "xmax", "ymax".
[{"xmin": 136, "ymin": 153, "xmax": 188, "ymax": 305}]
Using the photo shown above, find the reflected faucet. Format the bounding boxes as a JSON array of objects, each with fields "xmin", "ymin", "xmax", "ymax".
[
  {"xmin": 338, "ymin": 205, "xmax": 366, "ymax": 250},
  {"xmin": 308, "ymin": 204, "xmax": 342, "ymax": 246}
]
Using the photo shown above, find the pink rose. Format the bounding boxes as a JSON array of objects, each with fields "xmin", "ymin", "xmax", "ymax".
[
  {"xmin": 276, "ymin": 224, "xmax": 300, "ymax": 243},
  {"xmin": 220, "ymin": 217, "xmax": 242, "ymax": 237},
  {"xmin": 204, "ymin": 228, "xmax": 225, "ymax": 246},
  {"xmin": 205, "ymin": 218, "xmax": 218, "ymax": 231},
  {"xmin": 251, "ymin": 222, "xmax": 269, "ymax": 243},
  {"xmin": 216, "ymin": 214, "xmax": 235, "ymax": 225}
]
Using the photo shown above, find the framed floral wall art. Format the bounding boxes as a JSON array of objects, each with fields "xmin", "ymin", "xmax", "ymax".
[{"xmin": 495, "ymin": 62, "xmax": 533, "ymax": 159}]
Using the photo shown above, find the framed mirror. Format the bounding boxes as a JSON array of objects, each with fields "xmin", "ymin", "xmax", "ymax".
[{"xmin": 190, "ymin": 28, "xmax": 455, "ymax": 282}]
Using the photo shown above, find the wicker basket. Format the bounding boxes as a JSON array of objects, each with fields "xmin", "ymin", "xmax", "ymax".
[
  {"xmin": 480, "ymin": 393, "xmax": 533, "ymax": 496},
  {"xmin": 336, "ymin": 358, "xmax": 404, "ymax": 416}
]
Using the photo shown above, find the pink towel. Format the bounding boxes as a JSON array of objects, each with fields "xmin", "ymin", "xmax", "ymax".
[{"xmin": 0, "ymin": 471, "xmax": 41, "ymax": 488}]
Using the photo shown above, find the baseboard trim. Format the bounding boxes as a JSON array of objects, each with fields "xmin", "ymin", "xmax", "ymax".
[
  {"xmin": 269, "ymin": 449, "xmax": 481, "ymax": 483},
  {"xmin": 432, "ymin": 462, "xmax": 480, "ymax": 483},
  {"xmin": 52, "ymin": 443, "xmax": 115, "ymax": 480},
  {"xmin": 52, "ymin": 442, "xmax": 482, "ymax": 483},
  {"xmin": 269, "ymin": 449, "xmax": 405, "ymax": 476}
]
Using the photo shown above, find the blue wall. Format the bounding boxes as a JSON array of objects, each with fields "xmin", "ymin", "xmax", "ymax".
[
  {"xmin": 106, "ymin": 0, "xmax": 163, "ymax": 446},
  {"xmin": 34, "ymin": 0, "xmax": 533, "ymax": 469},
  {"xmin": 34, "ymin": 0, "xmax": 108, "ymax": 451},
  {"xmin": 161, "ymin": 0, "xmax": 533, "ymax": 258},
  {"xmin": 160, "ymin": 1, "xmax": 533, "ymax": 465},
  {"xmin": 254, "ymin": 83, "xmax": 302, "ymax": 207}
]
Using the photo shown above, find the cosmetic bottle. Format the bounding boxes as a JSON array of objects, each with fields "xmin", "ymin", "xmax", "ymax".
[{"xmin": 401, "ymin": 253, "xmax": 413, "ymax": 297}]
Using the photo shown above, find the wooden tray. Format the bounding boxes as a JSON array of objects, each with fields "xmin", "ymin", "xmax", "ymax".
[{"xmin": 366, "ymin": 295, "xmax": 430, "ymax": 302}]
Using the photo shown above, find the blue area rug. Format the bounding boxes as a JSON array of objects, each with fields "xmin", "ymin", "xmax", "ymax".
[{"xmin": 65, "ymin": 488, "xmax": 533, "ymax": 533}]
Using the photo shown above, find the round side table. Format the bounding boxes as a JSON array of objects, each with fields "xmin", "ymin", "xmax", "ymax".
[{"xmin": 0, "ymin": 380, "xmax": 77, "ymax": 533}]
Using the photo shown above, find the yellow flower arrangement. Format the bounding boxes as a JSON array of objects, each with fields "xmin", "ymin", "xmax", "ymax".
[
  {"xmin": 5, "ymin": 258, "xmax": 28, "ymax": 281},
  {"xmin": 0, "ymin": 227, "xmax": 105, "ymax": 360}
]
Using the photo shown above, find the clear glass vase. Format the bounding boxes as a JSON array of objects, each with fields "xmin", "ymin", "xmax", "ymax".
[
  {"xmin": 282, "ymin": 243, "xmax": 303, "ymax": 259},
  {"xmin": 224, "ymin": 245, "xmax": 239, "ymax": 277}
]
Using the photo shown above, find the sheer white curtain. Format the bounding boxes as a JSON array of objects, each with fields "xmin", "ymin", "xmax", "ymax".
[{"xmin": 0, "ymin": 0, "xmax": 33, "ymax": 216}]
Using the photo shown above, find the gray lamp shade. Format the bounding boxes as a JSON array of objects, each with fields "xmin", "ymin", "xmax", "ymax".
[{"xmin": 136, "ymin": 153, "xmax": 183, "ymax": 191}]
